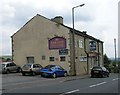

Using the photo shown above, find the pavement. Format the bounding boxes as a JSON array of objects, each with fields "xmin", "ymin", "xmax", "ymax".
[{"xmin": 60, "ymin": 74, "xmax": 91, "ymax": 82}]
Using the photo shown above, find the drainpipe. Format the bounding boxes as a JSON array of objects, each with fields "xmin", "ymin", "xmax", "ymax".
[
  {"xmin": 11, "ymin": 36, "xmax": 14, "ymax": 61},
  {"xmin": 97, "ymin": 41, "xmax": 100, "ymax": 66},
  {"xmin": 83, "ymin": 31, "xmax": 89, "ymax": 74}
]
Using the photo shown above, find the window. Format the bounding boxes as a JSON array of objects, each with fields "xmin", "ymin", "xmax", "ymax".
[
  {"xmin": 75, "ymin": 40, "xmax": 78, "ymax": 47},
  {"xmin": 49, "ymin": 57, "xmax": 54, "ymax": 61},
  {"xmin": 33, "ymin": 64, "xmax": 37, "ymax": 68},
  {"xmin": 79, "ymin": 40, "xmax": 83, "ymax": 48},
  {"xmin": 6, "ymin": 64, "xmax": 10, "ymax": 67},
  {"xmin": 42, "ymin": 56, "xmax": 45, "ymax": 60},
  {"xmin": 36, "ymin": 64, "xmax": 42, "ymax": 68},
  {"xmin": 80, "ymin": 56, "xmax": 87, "ymax": 62},
  {"xmin": 27, "ymin": 57, "xmax": 34, "ymax": 63},
  {"xmin": 60, "ymin": 56, "xmax": 66, "ymax": 61},
  {"xmin": 10, "ymin": 62, "xmax": 16, "ymax": 66}
]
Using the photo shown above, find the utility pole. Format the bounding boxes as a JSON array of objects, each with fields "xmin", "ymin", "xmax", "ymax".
[
  {"xmin": 114, "ymin": 38, "xmax": 117, "ymax": 67},
  {"xmin": 72, "ymin": 4, "xmax": 85, "ymax": 76}
]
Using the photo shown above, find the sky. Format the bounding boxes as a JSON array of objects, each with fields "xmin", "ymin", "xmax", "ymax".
[{"xmin": 0, "ymin": 0, "xmax": 119, "ymax": 58}]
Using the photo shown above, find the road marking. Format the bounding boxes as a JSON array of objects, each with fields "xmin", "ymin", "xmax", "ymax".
[
  {"xmin": 112, "ymin": 78, "xmax": 119, "ymax": 81},
  {"xmin": 60, "ymin": 89, "xmax": 79, "ymax": 95},
  {"xmin": 89, "ymin": 82, "xmax": 107, "ymax": 88}
]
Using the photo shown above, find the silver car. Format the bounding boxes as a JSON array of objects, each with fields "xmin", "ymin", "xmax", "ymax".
[
  {"xmin": 21, "ymin": 63, "xmax": 43, "ymax": 76},
  {"xmin": 1, "ymin": 62, "xmax": 21, "ymax": 74}
]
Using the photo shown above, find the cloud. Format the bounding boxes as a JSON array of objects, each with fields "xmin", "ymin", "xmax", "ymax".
[
  {"xmin": 0, "ymin": 0, "xmax": 119, "ymax": 58},
  {"xmin": 0, "ymin": 1, "xmax": 38, "ymax": 28}
]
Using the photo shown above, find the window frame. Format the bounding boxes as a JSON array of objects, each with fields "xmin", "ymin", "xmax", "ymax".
[
  {"xmin": 49, "ymin": 57, "xmax": 55, "ymax": 61},
  {"xmin": 60, "ymin": 56, "xmax": 66, "ymax": 61}
]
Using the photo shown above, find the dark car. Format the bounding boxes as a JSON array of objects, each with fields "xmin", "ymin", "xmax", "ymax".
[
  {"xmin": 91, "ymin": 66, "xmax": 109, "ymax": 78},
  {"xmin": 40, "ymin": 64, "xmax": 68, "ymax": 78},
  {"xmin": 21, "ymin": 63, "xmax": 43, "ymax": 76}
]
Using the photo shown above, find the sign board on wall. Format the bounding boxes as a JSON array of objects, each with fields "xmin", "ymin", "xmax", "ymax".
[
  {"xmin": 59, "ymin": 49, "xmax": 68, "ymax": 55},
  {"xmin": 89, "ymin": 41, "xmax": 96, "ymax": 51},
  {"xmin": 49, "ymin": 37, "xmax": 66, "ymax": 49}
]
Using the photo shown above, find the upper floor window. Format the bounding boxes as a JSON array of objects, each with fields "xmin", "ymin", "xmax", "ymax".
[{"xmin": 79, "ymin": 40, "xmax": 83, "ymax": 48}]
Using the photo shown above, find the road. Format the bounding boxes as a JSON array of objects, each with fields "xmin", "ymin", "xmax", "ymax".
[{"xmin": 2, "ymin": 73, "xmax": 119, "ymax": 95}]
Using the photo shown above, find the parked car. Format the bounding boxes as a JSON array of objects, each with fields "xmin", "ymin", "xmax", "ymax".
[
  {"xmin": 91, "ymin": 66, "xmax": 109, "ymax": 78},
  {"xmin": 40, "ymin": 64, "xmax": 68, "ymax": 78},
  {"xmin": 1, "ymin": 62, "xmax": 21, "ymax": 74},
  {"xmin": 21, "ymin": 63, "xmax": 43, "ymax": 76}
]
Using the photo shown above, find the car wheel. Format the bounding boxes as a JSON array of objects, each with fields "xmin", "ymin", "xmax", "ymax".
[
  {"xmin": 64, "ymin": 72, "xmax": 67, "ymax": 77},
  {"xmin": 17, "ymin": 68, "xmax": 21, "ymax": 73},
  {"xmin": 91, "ymin": 75, "xmax": 94, "ymax": 78},
  {"xmin": 22, "ymin": 73, "xmax": 26, "ymax": 76},
  {"xmin": 102, "ymin": 74, "xmax": 106, "ymax": 78},
  {"xmin": 41, "ymin": 74, "xmax": 44, "ymax": 77},
  {"xmin": 32, "ymin": 72, "xmax": 36, "ymax": 76},
  {"xmin": 52, "ymin": 73, "xmax": 56, "ymax": 78},
  {"xmin": 6, "ymin": 70, "xmax": 10, "ymax": 74}
]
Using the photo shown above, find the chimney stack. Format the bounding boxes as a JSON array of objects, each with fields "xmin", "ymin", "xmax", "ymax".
[
  {"xmin": 82, "ymin": 31, "xmax": 87, "ymax": 35},
  {"xmin": 51, "ymin": 16, "xmax": 63, "ymax": 24}
]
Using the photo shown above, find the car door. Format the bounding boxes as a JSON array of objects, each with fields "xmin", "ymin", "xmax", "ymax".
[
  {"xmin": 10, "ymin": 62, "xmax": 17, "ymax": 71},
  {"xmin": 35, "ymin": 64, "xmax": 42, "ymax": 73},
  {"xmin": 55, "ymin": 66, "xmax": 63, "ymax": 76},
  {"xmin": 32, "ymin": 64, "xmax": 37, "ymax": 72},
  {"xmin": 59, "ymin": 66, "xmax": 65, "ymax": 76}
]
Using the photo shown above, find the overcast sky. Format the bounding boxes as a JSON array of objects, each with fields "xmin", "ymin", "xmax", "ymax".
[{"xmin": 0, "ymin": 0, "xmax": 119, "ymax": 58}]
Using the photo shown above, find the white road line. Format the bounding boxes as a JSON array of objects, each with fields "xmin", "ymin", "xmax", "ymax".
[
  {"xmin": 65, "ymin": 89, "xmax": 79, "ymax": 94},
  {"xmin": 112, "ymin": 78, "xmax": 119, "ymax": 81},
  {"xmin": 89, "ymin": 82, "xmax": 107, "ymax": 88},
  {"xmin": 60, "ymin": 89, "xmax": 79, "ymax": 95}
]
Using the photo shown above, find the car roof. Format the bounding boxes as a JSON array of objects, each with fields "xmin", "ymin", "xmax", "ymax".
[
  {"xmin": 24, "ymin": 63, "xmax": 42, "ymax": 65},
  {"xmin": 2, "ymin": 62, "xmax": 13, "ymax": 64},
  {"xmin": 92, "ymin": 66, "xmax": 106, "ymax": 68},
  {"xmin": 25, "ymin": 63, "xmax": 40, "ymax": 64},
  {"xmin": 47, "ymin": 64, "xmax": 58, "ymax": 66}
]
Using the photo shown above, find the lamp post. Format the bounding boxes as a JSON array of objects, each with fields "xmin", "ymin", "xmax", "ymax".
[
  {"xmin": 72, "ymin": 4, "xmax": 85, "ymax": 75},
  {"xmin": 114, "ymin": 38, "xmax": 117, "ymax": 67}
]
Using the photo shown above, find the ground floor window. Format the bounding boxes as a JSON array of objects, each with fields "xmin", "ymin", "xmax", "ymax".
[
  {"xmin": 27, "ymin": 57, "xmax": 34, "ymax": 63},
  {"xmin": 60, "ymin": 56, "xmax": 66, "ymax": 61},
  {"xmin": 49, "ymin": 57, "xmax": 54, "ymax": 61},
  {"xmin": 42, "ymin": 56, "xmax": 45, "ymax": 60}
]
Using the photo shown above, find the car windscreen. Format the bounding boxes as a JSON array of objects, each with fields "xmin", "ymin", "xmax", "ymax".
[
  {"xmin": 0, "ymin": 64, "xmax": 3, "ymax": 69},
  {"xmin": 23, "ymin": 64, "xmax": 32, "ymax": 68},
  {"xmin": 92, "ymin": 67, "xmax": 102, "ymax": 70},
  {"xmin": 2, "ymin": 64, "xmax": 5, "ymax": 68}
]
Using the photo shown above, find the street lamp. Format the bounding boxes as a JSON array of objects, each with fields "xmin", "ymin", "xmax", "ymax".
[
  {"xmin": 72, "ymin": 4, "xmax": 85, "ymax": 76},
  {"xmin": 114, "ymin": 38, "xmax": 117, "ymax": 67}
]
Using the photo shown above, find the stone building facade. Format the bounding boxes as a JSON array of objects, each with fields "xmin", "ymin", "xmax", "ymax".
[{"xmin": 11, "ymin": 14, "xmax": 103, "ymax": 75}]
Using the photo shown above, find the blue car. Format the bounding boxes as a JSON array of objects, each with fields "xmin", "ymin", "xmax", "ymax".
[{"xmin": 40, "ymin": 64, "xmax": 68, "ymax": 78}]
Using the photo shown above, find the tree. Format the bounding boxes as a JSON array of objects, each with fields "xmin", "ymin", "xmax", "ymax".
[
  {"xmin": 103, "ymin": 54, "xmax": 111, "ymax": 67},
  {"xmin": 7, "ymin": 58, "xmax": 11, "ymax": 61}
]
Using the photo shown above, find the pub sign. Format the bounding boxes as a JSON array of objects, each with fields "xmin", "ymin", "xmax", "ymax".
[
  {"xmin": 49, "ymin": 37, "xmax": 66, "ymax": 49},
  {"xmin": 89, "ymin": 40, "xmax": 96, "ymax": 51}
]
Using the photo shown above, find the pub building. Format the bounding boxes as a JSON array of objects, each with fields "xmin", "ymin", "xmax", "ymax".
[{"xmin": 11, "ymin": 14, "xmax": 103, "ymax": 75}]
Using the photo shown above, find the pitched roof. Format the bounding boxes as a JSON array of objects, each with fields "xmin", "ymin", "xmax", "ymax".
[{"xmin": 11, "ymin": 14, "xmax": 103, "ymax": 43}]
